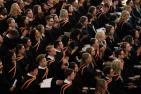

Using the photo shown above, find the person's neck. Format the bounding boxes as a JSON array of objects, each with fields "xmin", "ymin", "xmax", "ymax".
[
  {"xmin": 67, "ymin": 77, "xmax": 72, "ymax": 82},
  {"xmin": 109, "ymin": 35, "xmax": 113, "ymax": 39},
  {"xmin": 28, "ymin": 72, "xmax": 36, "ymax": 77},
  {"xmin": 25, "ymin": 46, "xmax": 30, "ymax": 50},
  {"xmin": 46, "ymin": 25, "xmax": 52, "ymax": 29},
  {"xmin": 9, "ymin": 26, "xmax": 15, "ymax": 30},
  {"xmin": 65, "ymin": 78, "xmax": 72, "ymax": 84},
  {"xmin": 49, "ymin": 54, "xmax": 54, "ymax": 57},
  {"xmin": 107, "ymin": 75, "xmax": 112, "ymax": 79},
  {"xmin": 125, "ymin": 51, "xmax": 129, "ymax": 57},
  {"xmin": 56, "ymin": 48, "xmax": 62, "ymax": 52},
  {"xmin": 17, "ymin": 53, "xmax": 24, "ymax": 57}
]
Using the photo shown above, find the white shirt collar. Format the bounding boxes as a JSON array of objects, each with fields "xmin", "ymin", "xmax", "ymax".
[
  {"xmin": 64, "ymin": 79, "xmax": 72, "ymax": 84},
  {"xmin": 27, "ymin": 73, "xmax": 35, "ymax": 77},
  {"xmin": 82, "ymin": 44, "xmax": 91, "ymax": 52},
  {"xmin": 47, "ymin": 55, "xmax": 55, "ymax": 61},
  {"xmin": 56, "ymin": 49, "xmax": 61, "ymax": 53},
  {"xmin": 38, "ymin": 66, "xmax": 46, "ymax": 70}
]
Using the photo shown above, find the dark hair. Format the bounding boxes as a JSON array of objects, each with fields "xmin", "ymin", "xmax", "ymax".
[
  {"xmin": 22, "ymin": 37, "xmax": 30, "ymax": 44},
  {"xmin": 105, "ymin": 24, "xmax": 113, "ymax": 36},
  {"xmin": 54, "ymin": 40, "xmax": 62, "ymax": 48},
  {"xmin": 114, "ymin": 47, "xmax": 123, "ymax": 57},
  {"xmin": 27, "ymin": 64, "xmax": 38, "ymax": 72},
  {"xmin": 69, "ymin": 62, "xmax": 77, "ymax": 70},
  {"xmin": 126, "ymin": 0, "xmax": 132, "ymax": 5},
  {"xmin": 25, "ymin": 9, "xmax": 32, "ymax": 15},
  {"xmin": 122, "ymin": 35, "xmax": 133, "ymax": 45},
  {"xmin": 16, "ymin": 44, "xmax": 24, "ymax": 54},
  {"xmin": 7, "ymin": 18, "xmax": 14, "ymax": 24},
  {"xmin": 46, "ymin": 15, "xmax": 53, "ymax": 22},
  {"xmin": 88, "ymin": 6, "xmax": 96, "ymax": 14},
  {"xmin": 33, "ymin": 5, "xmax": 42, "ymax": 17},
  {"xmin": 120, "ymin": 42, "xmax": 129, "ymax": 51},
  {"xmin": 64, "ymin": 68, "xmax": 74, "ymax": 78},
  {"xmin": 7, "ymin": 29, "xmax": 19, "ymax": 38},
  {"xmin": 103, "ymin": 66, "xmax": 113, "ymax": 76},
  {"xmin": 90, "ymin": 38, "xmax": 97, "ymax": 46},
  {"xmin": 70, "ymin": 29, "xmax": 81, "ymax": 40},
  {"xmin": 86, "ymin": 13, "xmax": 93, "ymax": 22},
  {"xmin": 41, "ymin": 3, "xmax": 47, "ymax": 12},
  {"xmin": 79, "ymin": 16, "xmax": 88, "ymax": 24},
  {"xmin": 62, "ymin": 4, "xmax": 72, "ymax": 12},
  {"xmin": 109, "ymin": 21, "xmax": 116, "ymax": 28}
]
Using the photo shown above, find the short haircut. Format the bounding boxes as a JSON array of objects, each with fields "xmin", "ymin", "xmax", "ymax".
[
  {"xmin": 36, "ymin": 54, "xmax": 46, "ymax": 64},
  {"xmin": 25, "ymin": 9, "xmax": 32, "ymax": 15},
  {"xmin": 54, "ymin": 40, "xmax": 62, "ymax": 48},
  {"xmin": 90, "ymin": 38, "xmax": 97, "ymax": 46},
  {"xmin": 46, "ymin": 15, "xmax": 53, "ymax": 21},
  {"xmin": 7, "ymin": 18, "xmax": 14, "ymax": 24},
  {"xmin": 64, "ymin": 68, "xmax": 74, "ymax": 78},
  {"xmin": 46, "ymin": 45, "xmax": 54, "ymax": 53},
  {"xmin": 103, "ymin": 66, "xmax": 112, "ymax": 76}
]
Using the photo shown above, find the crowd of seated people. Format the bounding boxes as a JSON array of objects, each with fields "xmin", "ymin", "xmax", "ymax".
[{"xmin": 0, "ymin": 0, "xmax": 141, "ymax": 94}]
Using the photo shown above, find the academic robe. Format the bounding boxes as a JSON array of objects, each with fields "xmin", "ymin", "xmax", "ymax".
[
  {"xmin": 20, "ymin": 74, "xmax": 39, "ymax": 94},
  {"xmin": 37, "ymin": 67, "xmax": 52, "ymax": 94},
  {"xmin": 60, "ymin": 83, "xmax": 72, "ymax": 94}
]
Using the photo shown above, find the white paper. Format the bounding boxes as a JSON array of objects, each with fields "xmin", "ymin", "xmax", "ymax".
[{"xmin": 40, "ymin": 78, "xmax": 53, "ymax": 88}]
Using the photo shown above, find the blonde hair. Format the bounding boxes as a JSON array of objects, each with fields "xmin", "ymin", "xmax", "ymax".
[
  {"xmin": 96, "ymin": 79, "xmax": 108, "ymax": 94},
  {"xmin": 112, "ymin": 59, "xmax": 122, "ymax": 74},
  {"xmin": 95, "ymin": 31, "xmax": 106, "ymax": 42},
  {"xmin": 59, "ymin": 9, "xmax": 68, "ymax": 21},
  {"xmin": 9, "ymin": 3, "xmax": 22, "ymax": 16},
  {"xmin": 119, "ymin": 10, "xmax": 129, "ymax": 22}
]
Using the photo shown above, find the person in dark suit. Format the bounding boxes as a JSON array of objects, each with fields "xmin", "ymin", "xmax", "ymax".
[
  {"xmin": 45, "ymin": 15, "xmax": 60, "ymax": 45},
  {"xmin": 37, "ymin": 54, "xmax": 49, "ymax": 82},
  {"xmin": 60, "ymin": 68, "xmax": 76, "ymax": 94},
  {"xmin": 36, "ymin": 54, "xmax": 52, "ymax": 94},
  {"xmin": 20, "ymin": 64, "xmax": 39, "ymax": 94},
  {"xmin": 54, "ymin": 40, "xmax": 64, "ymax": 63},
  {"xmin": 97, "ymin": 3, "xmax": 111, "ymax": 28},
  {"xmin": 16, "ymin": 44, "xmax": 29, "ymax": 76}
]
